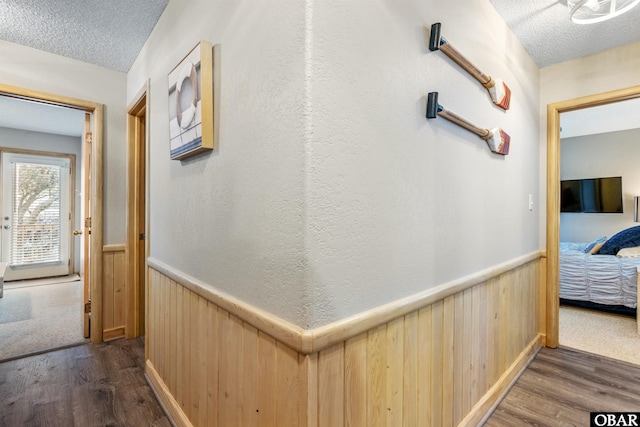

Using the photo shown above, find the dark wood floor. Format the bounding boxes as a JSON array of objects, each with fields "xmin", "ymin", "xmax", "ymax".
[
  {"xmin": 484, "ymin": 346, "xmax": 640, "ymax": 426},
  {"xmin": 5, "ymin": 340, "xmax": 640, "ymax": 426},
  {"xmin": 0, "ymin": 337, "xmax": 171, "ymax": 426}
]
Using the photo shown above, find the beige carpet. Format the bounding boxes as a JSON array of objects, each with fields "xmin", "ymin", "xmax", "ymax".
[
  {"xmin": 560, "ymin": 305, "xmax": 640, "ymax": 366},
  {"xmin": 0, "ymin": 277, "xmax": 87, "ymax": 360}
]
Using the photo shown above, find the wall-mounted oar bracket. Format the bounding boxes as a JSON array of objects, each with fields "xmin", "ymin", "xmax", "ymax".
[
  {"xmin": 426, "ymin": 92, "xmax": 510, "ymax": 155},
  {"xmin": 429, "ymin": 23, "xmax": 511, "ymax": 111}
]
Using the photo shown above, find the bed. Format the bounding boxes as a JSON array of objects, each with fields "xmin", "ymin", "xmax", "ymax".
[{"xmin": 560, "ymin": 226, "xmax": 640, "ymax": 332}]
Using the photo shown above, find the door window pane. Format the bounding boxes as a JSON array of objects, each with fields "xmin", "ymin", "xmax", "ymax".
[{"xmin": 11, "ymin": 162, "xmax": 62, "ymax": 265}]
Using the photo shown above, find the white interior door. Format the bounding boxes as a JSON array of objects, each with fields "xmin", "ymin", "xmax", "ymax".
[{"xmin": 1, "ymin": 152, "xmax": 71, "ymax": 281}]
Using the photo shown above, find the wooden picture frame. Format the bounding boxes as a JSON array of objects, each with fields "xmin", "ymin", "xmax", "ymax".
[{"xmin": 168, "ymin": 41, "xmax": 221, "ymax": 160}]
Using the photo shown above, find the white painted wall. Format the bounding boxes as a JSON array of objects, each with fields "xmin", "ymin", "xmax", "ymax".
[
  {"xmin": 541, "ymin": 41, "xmax": 640, "ymax": 106},
  {"xmin": 129, "ymin": 0, "xmax": 541, "ymax": 328},
  {"xmin": 539, "ymin": 41, "xmax": 640, "ymax": 246},
  {"xmin": 0, "ymin": 127, "xmax": 83, "ymax": 271},
  {"xmin": 305, "ymin": 0, "xmax": 540, "ymax": 327},
  {"xmin": 0, "ymin": 40, "xmax": 128, "ymax": 244},
  {"xmin": 560, "ymin": 128, "xmax": 640, "ymax": 243},
  {"xmin": 128, "ymin": 0, "xmax": 308, "ymax": 325}
]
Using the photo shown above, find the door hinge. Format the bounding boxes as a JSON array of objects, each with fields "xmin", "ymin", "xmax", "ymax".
[
  {"xmin": 84, "ymin": 302, "xmax": 91, "ymax": 313},
  {"xmin": 139, "ymin": 233, "xmax": 146, "ymax": 241},
  {"xmin": 86, "ymin": 132, "xmax": 92, "ymax": 144},
  {"xmin": 85, "ymin": 217, "xmax": 91, "ymax": 228}
]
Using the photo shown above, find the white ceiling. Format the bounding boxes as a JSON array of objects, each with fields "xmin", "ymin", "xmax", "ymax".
[
  {"xmin": 0, "ymin": 0, "xmax": 639, "ymax": 138},
  {"xmin": 489, "ymin": 0, "xmax": 640, "ymax": 68},
  {"xmin": 0, "ymin": 1, "xmax": 637, "ymax": 75},
  {"xmin": 0, "ymin": 0, "xmax": 169, "ymax": 73}
]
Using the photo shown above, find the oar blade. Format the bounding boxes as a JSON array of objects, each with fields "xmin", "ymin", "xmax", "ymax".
[
  {"xmin": 486, "ymin": 127, "xmax": 510, "ymax": 155},
  {"xmin": 488, "ymin": 79, "xmax": 511, "ymax": 111}
]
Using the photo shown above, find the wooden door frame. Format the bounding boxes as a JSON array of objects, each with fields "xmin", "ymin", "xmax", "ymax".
[
  {"xmin": 82, "ymin": 113, "xmax": 91, "ymax": 338},
  {"xmin": 125, "ymin": 83, "xmax": 149, "ymax": 340},
  {"xmin": 0, "ymin": 82, "xmax": 105, "ymax": 344},
  {"xmin": 545, "ymin": 84, "xmax": 640, "ymax": 347}
]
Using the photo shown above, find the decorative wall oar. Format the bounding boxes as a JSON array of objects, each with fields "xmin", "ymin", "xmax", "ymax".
[
  {"xmin": 429, "ymin": 22, "xmax": 511, "ymax": 111},
  {"xmin": 426, "ymin": 92, "xmax": 510, "ymax": 155}
]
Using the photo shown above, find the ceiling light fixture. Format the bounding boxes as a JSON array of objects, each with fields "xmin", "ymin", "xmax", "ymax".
[{"xmin": 568, "ymin": 0, "xmax": 640, "ymax": 24}]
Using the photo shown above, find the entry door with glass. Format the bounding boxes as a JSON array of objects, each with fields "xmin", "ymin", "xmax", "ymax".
[{"xmin": 1, "ymin": 152, "xmax": 72, "ymax": 281}]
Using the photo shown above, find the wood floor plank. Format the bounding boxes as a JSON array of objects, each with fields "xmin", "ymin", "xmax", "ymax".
[
  {"xmin": 497, "ymin": 386, "xmax": 586, "ymax": 425},
  {"xmin": 0, "ymin": 338, "xmax": 170, "ymax": 427},
  {"xmin": 537, "ymin": 349, "xmax": 640, "ymax": 386},
  {"xmin": 484, "ymin": 346, "xmax": 640, "ymax": 426},
  {"xmin": 523, "ymin": 360, "xmax": 640, "ymax": 410},
  {"xmin": 71, "ymin": 382, "xmax": 127, "ymax": 426}
]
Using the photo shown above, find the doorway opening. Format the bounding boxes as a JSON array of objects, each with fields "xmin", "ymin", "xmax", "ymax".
[
  {"xmin": 546, "ymin": 85, "xmax": 640, "ymax": 349},
  {"xmin": 556, "ymin": 97, "xmax": 640, "ymax": 365},
  {"xmin": 0, "ymin": 83, "xmax": 104, "ymax": 347}
]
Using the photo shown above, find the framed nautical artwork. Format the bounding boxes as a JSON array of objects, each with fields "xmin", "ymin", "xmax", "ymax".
[{"xmin": 168, "ymin": 41, "xmax": 221, "ymax": 160}]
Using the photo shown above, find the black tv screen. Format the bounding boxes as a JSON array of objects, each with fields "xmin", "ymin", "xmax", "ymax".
[{"xmin": 560, "ymin": 176, "xmax": 623, "ymax": 213}]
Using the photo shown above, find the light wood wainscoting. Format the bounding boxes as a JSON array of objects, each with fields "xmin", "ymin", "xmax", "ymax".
[
  {"xmin": 147, "ymin": 252, "xmax": 545, "ymax": 427},
  {"xmin": 102, "ymin": 244, "xmax": 126, "ymax": 341}
]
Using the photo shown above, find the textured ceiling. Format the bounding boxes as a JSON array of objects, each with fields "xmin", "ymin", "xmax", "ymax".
[
  {"xmin": 1, "ymin": 0, "xmax": 639, "ymax": 138},
  {"xmin": 1, "ymin": 0, "xmax": 638, "ymax": 72},
  {"xmin": 490, "ymin": 0, "xmax": 640, "ymax": 68},
  {"xmin": 488, "ymin": 0, "xmax": 640, "ymax": 138},
  {"xmin": 0, "ymin": 0, "xmax": 169, "ymax": 73}
]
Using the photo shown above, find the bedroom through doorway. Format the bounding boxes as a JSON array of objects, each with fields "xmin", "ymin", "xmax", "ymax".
[{"xmin": 556, "ymin": 94, "xmax": 640, "ymax": 365}]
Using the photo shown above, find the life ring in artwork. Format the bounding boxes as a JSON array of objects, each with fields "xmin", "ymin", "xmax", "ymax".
[{"xmin": 175, "ymin": 62, "xmax": 198, "ymax": 129}]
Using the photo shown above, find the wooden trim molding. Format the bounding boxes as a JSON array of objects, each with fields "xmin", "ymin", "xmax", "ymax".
[
  {"xmin": 125, "ymin": 83, "xmax": 149, "ymax": 340},
  {"xmin": 147, "ymin": 253, "xmax": 543, "ymax": 426},
  {"xmin": 146, "ymin": 361, "xmax": 192, "ymax": 427},
  {"xmin": 148, "ymin": 257, "xmax": 306, "ymax": 352},
  {"xmin": 149, "ymin": 251, "xmax": 543, "ymax": 355},
  {"xmin": 102, "ymin": 245, "xmax": 126, "ymax": 337},
  {"xmin": 103, "ymin": 326, "xmax": 126, "ymax": 341},
  {"xmin": 545, "ymin": 84, "xmax": 640, "ymax": 348},
  {"xmin": 306, "ymin": 251, "xmax": 543, "ymax": 354},
  {"xmin": 462, "ymin": 334, "xmax": 542, "ymax": 426},
  {"xmin": 539, "ymin": 253, "xmax": 548, "ymax": 346}
]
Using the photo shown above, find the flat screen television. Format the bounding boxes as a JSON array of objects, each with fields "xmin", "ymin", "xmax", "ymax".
[{"xmin": 560, "ymin": 176, "xmax": 623, "ymax": 213}]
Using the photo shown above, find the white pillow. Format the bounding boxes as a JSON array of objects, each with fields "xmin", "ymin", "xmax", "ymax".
[{"xmin": 616, "ymin": 246, "xmax": 640, "ymax": 257}]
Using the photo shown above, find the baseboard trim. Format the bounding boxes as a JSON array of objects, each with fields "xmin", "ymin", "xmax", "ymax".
[
  {"xmin": 146, "ymin": 360, "xmax": 192, "ymax": 427},
  {"xmin": 149, "ymin": 251, "xmax": 543, "ymax": 354},
  {"xmin": 460, "ymin": 333, "xmax": 542, "ymax": 426},
  {"xmin": 103, "ymin": 326, "xmax": 125, "ymax": 341}
]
